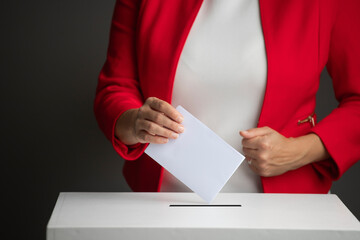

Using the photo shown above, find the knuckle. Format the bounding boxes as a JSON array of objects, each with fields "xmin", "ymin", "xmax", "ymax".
[
  {"xmin": 154, "ymin": 113, "xmax": 162, "ymax": 123},
  {"xmin": 147, "ymin": 96, "xmax": 156, "ymax": 103},
  {"xmin": 260, "ymin": 140, "xmax": 270, "ymax": 150},
  {"xmin": 137, "ymin": 132, "xmax": 147, "ymax": 142},
  {"xmin": 242, "ymin": 148, "xmax": 247, "ymax": 154},
  {"xmin": 166, "ymin": 130, "xmax": 175, "ymax": 138},
  {"xmin": 156, "ymin": 100, "xmax": 164, "ymax": 110},
  {"xmin": 258, "ymin": 162, "xmax": 266, "ymax": 170},
  {"xmin": 163, "ymin": 131, "xmax": 171, "ymax": 138},
  {"xmin": 134, "ymin": 118, "xmax": 142, "ymax": 128},
  {"xmin": 139, "ymin": 120, "xmax": 148, "ymax": 129},
  {"xmin": 170, "ymin": 121, "xmax": 178, "ymax": 131},
  {"xmin": 145, "ymin": 98, "xmax": 151, "ymax": 105},
  {"xmin": 154, "ymin": 138, "xmax": 162, "ymax": 144},
  {"xmin": 258, "ymin": 153, "xmax": 267, "ymax": 161},
  {"xmin": 242, "ymin": 148, "xmax": 249, "ymax": 155},
  {"xmin": 143, "ymin": 134, "xmax": 150, "ymax": 142},
  {"xmin": 147, "ymin": 97, "xmax": 159, "ymax": 108},
  {"xmin": 137, "ymin": 107, "xmax": 144, "ymax": 118},
  {"xmin": 146, "ymin": 123, "xmax": 155, "ymax": 133}
]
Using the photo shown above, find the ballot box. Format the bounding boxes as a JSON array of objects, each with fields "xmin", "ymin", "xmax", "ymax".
[{"xmin": 47, "ymin": 192, "xmax": 360, "ymax": 240}]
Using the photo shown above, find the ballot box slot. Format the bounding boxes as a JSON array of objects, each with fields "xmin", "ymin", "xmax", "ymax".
[{"xmin": 169, "ymin": 204, "xmax": 242, "ymax": 207}]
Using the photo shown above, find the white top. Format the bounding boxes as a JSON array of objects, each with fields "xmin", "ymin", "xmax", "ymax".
[
  {"xmin": 47, "ymin": 193, "xmax": 360, "ymax": 240},
  {"xmin": 161, "ymin": 0, "xmax": 267, "ymax": 192}
]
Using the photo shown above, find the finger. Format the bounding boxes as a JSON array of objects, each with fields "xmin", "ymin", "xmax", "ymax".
[
  {"xmin": 146, "ymin": 97, "xmax": 183, "ymax": 123},
  {"xmin": 244, "ymin": 155, "xmax": 261, "ymax": 174},
  {"xmin": 243, "ymin": 147, "xmax": 258, "ymax": 160},
  {"xmin": 242, "ymin": 137, "xmax": 261, "ymax": 150},
  {"xmin": 137, "ymin": 119, "xmax": 180, "ymax": 139},
  {"xmin": 244, "ymin": 150, "xmax": 271, "ymax": 177},
  {"xmin": 141, "ymin": 107, "xmax": 184, "ymax": 133},
  {"xmin": 248, "ymin": 160, "xmax": 261, "ymax": 175},
  {"xmin": 240, "ymin": 126, "xmax": 273, "ymax": 138},
  {"xmin": 245, "ymin": 157, "xmax": 253, "ymax": 165},
  {"xmin": 137, "ymin": 130, "xmax": 169, "ymax": 144}
]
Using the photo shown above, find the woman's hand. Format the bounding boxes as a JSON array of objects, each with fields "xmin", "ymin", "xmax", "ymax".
[
  {"xmin": 115, "ymin": 97, "xmax": 184, "ymax": 145},
  {"xmin": 240, "ymin": 127, "xmax": 330, "ymax": 177}
]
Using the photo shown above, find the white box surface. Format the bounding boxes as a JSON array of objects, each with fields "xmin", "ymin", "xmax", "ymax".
[{"xmin": 47, "ymin": 192, "xmax": 360, "ymax": 240}]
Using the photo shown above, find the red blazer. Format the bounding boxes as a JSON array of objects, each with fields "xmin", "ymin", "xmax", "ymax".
[{"xmin": 94, "ymin": 0, "xmax": 360, "ymax": 193}]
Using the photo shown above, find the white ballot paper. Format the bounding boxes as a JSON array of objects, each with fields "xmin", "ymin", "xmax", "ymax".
[{"xmin": 145, "ymin": 105, "xmax": 245, "ymax": 203}]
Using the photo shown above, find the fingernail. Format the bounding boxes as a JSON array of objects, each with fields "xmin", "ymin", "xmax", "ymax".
[
  {"xmin": 162, "ymin": 138, "xmax": 169, "ymax": 143},
  {"xmin": 172, "ymin": 133, "xmax": 179, "ymax": 139},
  {"xmin": 177, "ymin": 116, "xmax": 184, "ymax": 122},
  {"xmin": 178, "ymin": 126, "xmax": 184, "ymax": 132}
]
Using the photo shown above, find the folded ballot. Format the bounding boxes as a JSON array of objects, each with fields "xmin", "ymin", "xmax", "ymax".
[{"xmin": 145, "ymin": 106, "xmax": 245, "ymax": 203}]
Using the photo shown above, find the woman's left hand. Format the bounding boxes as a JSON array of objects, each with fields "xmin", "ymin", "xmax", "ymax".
[{"xmin": 240, "ymin": 127, "xmax": 328, "ymax": 177}]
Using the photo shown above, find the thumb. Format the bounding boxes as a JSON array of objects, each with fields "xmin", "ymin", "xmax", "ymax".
[{"xmin": 240, "ymin": 127, "xmax": 273, "ymax": 138}]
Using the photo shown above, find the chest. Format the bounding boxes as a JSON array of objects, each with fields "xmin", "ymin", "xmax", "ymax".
[{"xmin": 136, "ymin": 0, "xmax": 336, "ymax": 133}]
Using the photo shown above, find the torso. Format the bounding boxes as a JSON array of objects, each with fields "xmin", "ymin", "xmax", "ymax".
[{"xmin": 161, "ymin": 0, "xmax": 267, "ymax": 193}]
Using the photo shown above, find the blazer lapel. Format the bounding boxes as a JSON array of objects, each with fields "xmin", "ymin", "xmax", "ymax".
[{"xmin": 138, "ymin": 0, "xmax": 204, "ymax": 102}]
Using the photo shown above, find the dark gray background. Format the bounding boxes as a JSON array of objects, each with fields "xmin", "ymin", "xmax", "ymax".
[{"xmin": 1, "ymin": 1, "xmax": 359, "ymax": 239}]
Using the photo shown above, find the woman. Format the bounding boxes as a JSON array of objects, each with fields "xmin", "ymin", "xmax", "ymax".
[{"xmin": 94, "ymin": 0, "xmax": 360, "ymax": 193}]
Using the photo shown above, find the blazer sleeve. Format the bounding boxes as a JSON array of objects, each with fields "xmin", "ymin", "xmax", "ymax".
[
  {"xmin": 311, "ymin": 0, "xmax": 360, "ymax": 180},
  {"xmin": 94, "ymin": 0, "xmax": 148, "ymax": 160}
]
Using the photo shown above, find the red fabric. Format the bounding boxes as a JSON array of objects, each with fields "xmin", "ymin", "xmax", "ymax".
[{"xmin": 94, "ymin": 0, "xmax": 360, "ymax": 193}]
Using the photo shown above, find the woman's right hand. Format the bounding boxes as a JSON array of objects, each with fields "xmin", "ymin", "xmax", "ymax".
[{"xmin": 115, "ymin": 97, "xmax": 185, "ymax": 145}]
